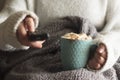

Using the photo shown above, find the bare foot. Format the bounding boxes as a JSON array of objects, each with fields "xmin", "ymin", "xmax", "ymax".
[{"xmin": 88, "ymin": 43, "xmax": 107, "ymax": 70}]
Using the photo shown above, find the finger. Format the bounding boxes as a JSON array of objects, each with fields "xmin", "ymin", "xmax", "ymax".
[
  {"xmin": 96, "ymin": 44, "xmax": 107, "ymax": 58},
  {"xmin": 97, "ymin": 51, "xmax": 107, "ymax": 59},
  {"xmin": 17, "ymin": 23, "xmax": 29, "ymax": 45},
  {"xmin": 93, "ymin": 63, "xmax": 101, "ymax": 70},
  {"xmin": 94, "ymin": 53, "xmax": 105, "ymax": 65},
  {"xmin": 88, "ymin": 59, "xmax": 101, "ymax": 70},
  {"xmin": 24, "ymin": 16, "xmax": 35, "ymax": 32},
  {"xmin": 97, "ymin": 47, "xmax": 104, "ymax": 54},
  {"xmin": 17, "ymin": 23, "xmax": 27, "ymax": 39},
  {"xmin": 97, "ymin": 43, "xmax": 106, "ymax": 52}
]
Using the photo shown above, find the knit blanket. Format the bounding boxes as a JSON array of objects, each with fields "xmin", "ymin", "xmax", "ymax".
[{"xmin": 0, "ymin": 16, "xmax": 120, "ymax": 80}]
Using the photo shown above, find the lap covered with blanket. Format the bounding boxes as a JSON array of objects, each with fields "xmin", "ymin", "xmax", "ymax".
[{"xmin": 0, "ymin": 16, "xmax": 119, "ymax": 80}]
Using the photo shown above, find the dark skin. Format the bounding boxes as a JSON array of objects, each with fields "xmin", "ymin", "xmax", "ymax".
[
  {"xmin": 88, "ymin": 43, "xmax": 107, "ymax": 70},
  {"xmin": 17, "ymin": 16, "xmax": 107, "ymax": 70}
]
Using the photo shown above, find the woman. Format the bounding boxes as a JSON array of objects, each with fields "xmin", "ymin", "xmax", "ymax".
[{"xmin": 0, "ymin": 0, "xmax": 120, "ymax": 72}]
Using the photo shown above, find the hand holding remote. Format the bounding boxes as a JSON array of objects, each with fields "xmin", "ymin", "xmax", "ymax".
[{"xmin": 17, "ymin": 16, "xmax": 46, "ymax": 48}]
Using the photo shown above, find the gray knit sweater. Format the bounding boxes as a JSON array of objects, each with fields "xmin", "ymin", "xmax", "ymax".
[
  {"xmin": 0, "ymin": 0, "xmax": 120, "ymax": 75},
  {"xmin": 0, "ymin": 17, "xmax": 119, "ymax": 80}
]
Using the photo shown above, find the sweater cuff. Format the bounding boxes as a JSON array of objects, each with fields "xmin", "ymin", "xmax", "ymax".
[{"xmin": 3, "ymin": 11, "xmax": 39, "ymax": 50}]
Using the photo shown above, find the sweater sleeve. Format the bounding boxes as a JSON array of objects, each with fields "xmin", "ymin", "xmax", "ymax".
[
  {"xmin": 0, "ymin": 11, "xmax": 39, "ymax": 51},
  {"xmin": 92, "ymin": 0, "xmax": 120, "ymax": 72},
  {"xmin": 0, "ymin": 0, "xmax": 39, "ymax": 51}
]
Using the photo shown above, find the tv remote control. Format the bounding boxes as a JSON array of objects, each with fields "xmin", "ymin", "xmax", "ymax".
[{"xmin": 28, "ymin": 32, "xmax": 50, "ymax": 41}]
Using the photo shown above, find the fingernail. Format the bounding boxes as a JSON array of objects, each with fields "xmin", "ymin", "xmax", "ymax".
[{"xmin": 99, "ymin": 48, "xmax": 104, "ymax": 53}]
